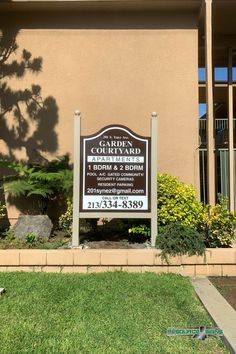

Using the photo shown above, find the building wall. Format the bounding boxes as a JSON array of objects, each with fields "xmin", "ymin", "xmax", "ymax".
[{"xmin": 0, "ymin": 11, "xmax": 199, "ymax": 222}]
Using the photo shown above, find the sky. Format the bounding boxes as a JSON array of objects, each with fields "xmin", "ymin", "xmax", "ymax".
[
  {"xmin": 199, "ymin": 103, "xmax": 207, "ymax": 118},
  {"xmin": 198, "ymin": 67, "xmax": 236, "ymax": 117}
]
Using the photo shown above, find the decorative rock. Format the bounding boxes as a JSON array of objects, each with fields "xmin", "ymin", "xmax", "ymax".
[{"xmin": 12, "ymin": 215, "xmax": 53, "ymax": 239}]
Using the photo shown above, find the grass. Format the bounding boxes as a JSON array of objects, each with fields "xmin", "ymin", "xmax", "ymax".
[{"xmin": 0, "ymin": 272, "xmax": 228, "ymax": 354}]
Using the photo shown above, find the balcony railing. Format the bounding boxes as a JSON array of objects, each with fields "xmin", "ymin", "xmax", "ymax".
[{"xmin": 199, "ymin": 118, "xmax": 236, "ymax": 147}]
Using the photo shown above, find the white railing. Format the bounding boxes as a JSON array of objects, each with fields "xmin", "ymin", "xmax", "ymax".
[{"xmin": 199, "ymin": 118, "xmax": 236, "ymax": 131}]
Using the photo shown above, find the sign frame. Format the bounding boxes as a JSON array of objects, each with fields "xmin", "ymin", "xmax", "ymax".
[{"xmin": 72, "ymin": 111, "xmax": 158, "ymax": 247}]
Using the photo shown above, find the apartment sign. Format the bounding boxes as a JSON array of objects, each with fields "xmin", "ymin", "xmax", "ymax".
[{"xmin": 80, "ymin": 125, "xmax": 150, "ymax": 211}]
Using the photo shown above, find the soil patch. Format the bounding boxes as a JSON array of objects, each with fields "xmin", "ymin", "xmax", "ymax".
[
  {"xmin": 209, "ymin": 277, "xmax": 236, "ymax": 310},
  {"xmin": 0, "ymin": 229, "xmax": 149, "ymax": 249},
  {"xmin": 0, "ymin": 218, "xmax": 150, "ymax": 249},
  {"xmin": 82, "ymin": 240, "xmax": 147, "ymax": 249}
]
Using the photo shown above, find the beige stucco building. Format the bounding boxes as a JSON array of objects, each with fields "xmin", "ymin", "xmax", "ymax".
[{"xmin": 1, "ymin": 0, "xmax": 236, "ymax": 222}]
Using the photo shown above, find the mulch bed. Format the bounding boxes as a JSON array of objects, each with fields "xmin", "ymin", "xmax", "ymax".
[
  {"xmin": 209, "ymin": 277, "xmax": 236, "ymax": 311},
  {"xmin": 82, "ymin": 240, "xmax": 147, "ymax": 249}
]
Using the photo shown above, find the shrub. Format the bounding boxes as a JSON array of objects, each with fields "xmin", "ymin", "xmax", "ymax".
[
  {"xmin": 157, "ymin": 175, "xmax": 236, "ymax": 247},
  {"xmin": 197, "ymin": 196, "xmax": 236, "ymax": 247},
  {"xmin": 157, "ymin": 173, "xmax": 203, "ymax": 226},
  {"xmin": 0, "ymin": 155, "xmax": 73, "ymax": 214},
  {"xmin": 59, "ymin": 198, "xmax": 73, "ymax": 235},
  {"xmin": 128, "ymin": 225, "xmax": 150, "ymax": 237},
  {"xmin": 0, "ymin": 203, "xmax": 6, "ymax": 218},
  {"xmin": 58, "ymin": 199, "xmax": 98, "ymax": 236},
  {"xmin": 2, "ymin": 229, "xmax": 14, "ymax": 241},
  {"xmin": 128, "ymin": 223, "xmax": 151, "ymax": 243},
  {"xmin": 156, "ymin": 223, "xmax": 206, "ymax": 262},
  {"xmin": 128, "ymin": 174, "xmax": 202, "ymax": 238},
  {"xmin": 25, "ymin": 233, "xmax": 37, "ymax": 245}
]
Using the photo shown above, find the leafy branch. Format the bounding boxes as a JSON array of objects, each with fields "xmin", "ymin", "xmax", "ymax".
[{"xmin": 0, "ymin": 156, "xmax": 73, "ymax": 214}]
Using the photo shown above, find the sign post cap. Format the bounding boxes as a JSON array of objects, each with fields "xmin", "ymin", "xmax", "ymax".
[
  {"xmin": 74, "ymin": 110, "xmax": 81, "ymax": 117},
  {"xmin": 151, "ymin": 112, "xmax": 157, "ymax": 118}
]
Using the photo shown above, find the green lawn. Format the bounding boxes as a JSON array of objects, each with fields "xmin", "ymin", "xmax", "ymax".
[{"xmin": 0, "ymin": 272, "xmax": 228, "ymax": 354}]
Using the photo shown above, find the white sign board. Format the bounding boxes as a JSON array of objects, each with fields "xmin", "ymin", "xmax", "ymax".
[{"xmin": 80, "ymin": 125, "xmax": 150, "ymax": 211}]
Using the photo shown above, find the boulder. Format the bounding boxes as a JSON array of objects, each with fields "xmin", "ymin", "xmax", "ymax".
[{"xmin": 12, "ymin": 215, "xmax": 53, "ymax": 239}]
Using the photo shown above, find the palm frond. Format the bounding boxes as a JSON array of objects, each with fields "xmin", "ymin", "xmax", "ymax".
[
  {"xmin": 3, "ymin": 179, "xmax": 34, "ymax": 197},
  {"xmin": 1, "ymin": 156, "xmax": 73, "ymax": 200},
  {"xmin": 57, "ymin": 169, "xmax": 73, "ymax": 193},
  {"xmin": 30, "ymin": 171, "xmax": 61, "ymax": 182},
  {"xmin": 0, "ymin": 159, "xmax": 34, "ymax": 175},
  {"xmin": 27, "ymin": 187, "xmax": 54, "ymax": 198}
]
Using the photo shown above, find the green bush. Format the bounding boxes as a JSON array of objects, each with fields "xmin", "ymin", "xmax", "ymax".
[
  {"xmin": 157, "ymin": 174, "xmax": 236, "ymax": 247},
  {"xmin": 0, "ymin": 203, "xmax": 6, "ymax": 218},
  {"xmin": 156, "ymin": 223, "xmax": 206, "ymax": 262},
  {"xmin": 0, "ymin": 155, "xmax": 73, "ymax": 214},
  {"xmin": 129, "ymin": 174, "xmax": 236, "ymax": 248},
  {"xmin": 128, "ymin": 223, "xmax": 151, "ymax": 243},
  {"xmin": 157, "ymin": 173, "xmax": 203, "ymax": 226},
  {"xmin": 25, "ymin": 233, "xmax": 37, "ymax": 245},
  {"xmin": 2, "ymin": 229, "xmax": 14, "ymax": 241},
  {"xmin": 59, "ymin": 198, "xmax": 73, "ymax": 235},
  {"xmin": 197, "ymin": 196, "xmax": 236, "ymax": 247},
  {"xmin": 128, "ymin": 225, "xmax": 150, "ymax": 237},
  {"xmin": 128, "ymin": 174, "xmax": 202, "ymax": 237},
  {"xmin": 58, "ymin": 199, "xmax": 98, "ymax": 236}
]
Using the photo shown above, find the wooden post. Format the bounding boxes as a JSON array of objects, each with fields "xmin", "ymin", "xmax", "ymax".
[
  {"xmin": 151, "ymin": 112, "xmax": 158, "ymax": 247},
  {"xmin": 228, "ymin": 47, "xmax": 234, "ymax": 212},
  {"xmin": 72, "ymin": 110, "xmax": 81, "ymax": 247},
  {"xmin": 205, "ymin": 0, "xmax": 215, "ymax": 205}
]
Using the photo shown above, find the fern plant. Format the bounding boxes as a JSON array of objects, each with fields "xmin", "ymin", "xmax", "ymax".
[{"xmin": 0, "ymin": 155, "xmax": 73, "ymax": 214}]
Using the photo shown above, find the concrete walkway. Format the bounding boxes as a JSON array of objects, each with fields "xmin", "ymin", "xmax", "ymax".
[{"xmin": 191, "ymin": 277, "xmax": 236, "ymax": 354}]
